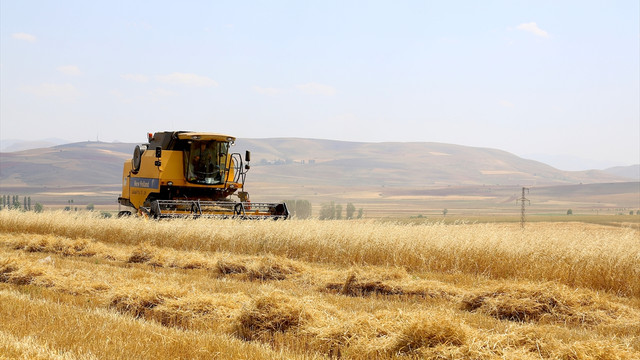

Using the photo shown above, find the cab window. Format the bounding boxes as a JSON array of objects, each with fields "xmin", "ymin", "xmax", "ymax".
[{"xmin": 186, "ymin": 141, "xmax": 228, "ymax": 184}]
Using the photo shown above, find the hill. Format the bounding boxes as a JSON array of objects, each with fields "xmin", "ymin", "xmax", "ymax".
[
  {"xmin": 1, "ymin": 139, "xmax": 637, "ymax": 214},
  {"xmin": 0, "ymin": 138, "xmax": 627, "ymax": 188},
  {"xmin": 0, "ymin": 142, "xmax": 131, "ymax": 187},
  {"xmin": 604, "ymin": 164, "xmax": 640, "ymax": 180},
  {"xmin": 233, "ymin": 138, "xmax": 625, "ymax": 187},
  {"xmin": 0, "ymin": 138, "xmax": 70, "ymax": 152}
]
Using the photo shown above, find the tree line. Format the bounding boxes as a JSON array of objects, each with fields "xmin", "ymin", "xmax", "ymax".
[
  {"xmin": 282, "ymin": 200, "xmax": 363, "ymax": 220},
  {"xmin": 1, "ymin": 195, "xmax": 43, "ymax": 212},
  {"xmin": 282, "ymin": 200, "xmax": 313, "ymax": 219},
  {"xmin": 318, "ymin": 201, "xmax": 363, "ymax": 220}
]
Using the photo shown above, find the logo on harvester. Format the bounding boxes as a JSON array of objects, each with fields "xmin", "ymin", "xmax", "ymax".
[{"xmin": 131, "ymin": 178, "xmax": 159, "ymax": 189}]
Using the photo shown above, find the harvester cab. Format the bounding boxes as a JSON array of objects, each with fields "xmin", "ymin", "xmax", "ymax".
[{"xmin": 118, "ymin": 131, "xmax": 288, "ymax": 219}]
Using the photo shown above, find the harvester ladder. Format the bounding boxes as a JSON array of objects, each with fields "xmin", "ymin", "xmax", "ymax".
[{"xmin": 191, "ymin": 200, "xmax": 202, "ymax": 215}]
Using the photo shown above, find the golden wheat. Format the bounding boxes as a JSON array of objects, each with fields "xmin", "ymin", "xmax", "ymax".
[
  {"xmin": 1, "ymin": 210, "xmax": 639, "ymax": 359},
  {"xmin": 1, "ymin": 210, "xmax": 638, "ymax": 295}
]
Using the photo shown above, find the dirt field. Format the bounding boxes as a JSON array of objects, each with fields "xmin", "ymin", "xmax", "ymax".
[
  {"xmin": 3, "ymin": 181, "xmax": 638, "ymax": 219},
  {"xmin": 1, "ymin": 210, "xmax": 639, "ymax": 359}
]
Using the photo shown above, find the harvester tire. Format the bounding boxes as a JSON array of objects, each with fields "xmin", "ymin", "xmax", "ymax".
[{"xmin": 132, "ymin": 145, "xmax": 146, "ymax": 172}]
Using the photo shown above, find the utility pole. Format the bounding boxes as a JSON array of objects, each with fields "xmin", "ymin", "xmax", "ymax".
[{"xmin": 516, "ymin": 187, "xmax": 530, "ymax": 229}]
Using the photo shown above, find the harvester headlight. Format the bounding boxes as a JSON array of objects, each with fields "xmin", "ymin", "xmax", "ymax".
[{"xmin": 167, "ymin": 181, "xmax": 173, "ymax": 186}]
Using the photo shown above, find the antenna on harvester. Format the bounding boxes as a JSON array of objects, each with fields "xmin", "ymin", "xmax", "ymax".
[{"xmin": 516, "ymin": 187, "xmax": 530, "ymax": 229}]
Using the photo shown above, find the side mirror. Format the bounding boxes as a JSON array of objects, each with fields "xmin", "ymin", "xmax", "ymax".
[{"xmin": 245, "ymin": 150, "xmax": 251, "ymax": 162}]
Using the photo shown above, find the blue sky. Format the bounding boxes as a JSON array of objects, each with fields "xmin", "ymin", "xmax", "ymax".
[{"xmin": 1, "ymin": 1, "xmax": 638, "ymax": 170}]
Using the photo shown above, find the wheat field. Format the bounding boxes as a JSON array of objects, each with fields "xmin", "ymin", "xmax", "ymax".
[{"xmin": 0, "ymin": 210, "xmax": 639, "ymax": 359}]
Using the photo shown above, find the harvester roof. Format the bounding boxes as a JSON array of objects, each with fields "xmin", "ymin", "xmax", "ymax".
[
  {"xmin": 148, "ymin": 131, "xmax": 237, "ymax": 150},
  {"xmin": 175, "ymin": 132, "xmax": 236, "ymax": 142}
]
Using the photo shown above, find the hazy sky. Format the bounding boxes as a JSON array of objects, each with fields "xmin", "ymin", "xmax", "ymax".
[{"xmin": 1, "ymin": 1, "xmax": 638, "ymax": 169}]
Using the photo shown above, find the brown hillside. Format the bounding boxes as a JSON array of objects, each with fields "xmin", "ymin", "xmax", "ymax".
[
  {"xmin": 0, "ymin": 138, "xmax": 626, "ymax": 188},
  {"xmin": 235, "ymin": 138, "xmax": 624, "ymax": 187},
  {"xmin": 1, "ymin": 139, "xmax": 636, "ymax": 214},
  {"xmin": 0, "ymin": 142, "xmax": 131, "ymax": 187}
]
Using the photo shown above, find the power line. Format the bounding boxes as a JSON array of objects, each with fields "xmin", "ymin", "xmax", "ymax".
[{"xmin": 516, "ymin": 187, "xmax": 530, "ymax": 229}]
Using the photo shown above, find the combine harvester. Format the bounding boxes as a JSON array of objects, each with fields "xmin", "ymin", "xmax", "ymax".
[{"xmin": 118, "ymin": 131, "xmax": 289, "ymax": 219}]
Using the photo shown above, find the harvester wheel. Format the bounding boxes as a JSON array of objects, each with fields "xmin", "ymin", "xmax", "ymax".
[{"xmin": 132, "ymin": 145, "xmax": 146, "ymax": 172}]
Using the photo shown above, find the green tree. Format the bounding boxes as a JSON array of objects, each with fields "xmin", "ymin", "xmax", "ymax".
[
  {"xmin": 319, "ymin": 201, "xmax": 335, "ymax": 220},
  {"xmin": 357, "ymin": 208, "xmax": 363, "ymax": 219},
  {"xmin": 295, "ymin": 200, "xmax": 312, "ymax": 219},
  {"xmin": 86, "ymin": 203, "xmax": 95, "ymax": 211},
  {"xmin": 23, "ymin": 197, "xmax": 27, "ymax": 211},
  {"xmin": 442, "ymin": 208, "xmax": 448, "ymax": 217},
  {"xmin": 34, "ymin": 202, "xmax": 44, "ymax": 213},
  {"xmin": 567, "ymin": 209, "xmax": 573, "ymax": 215},
  {"xmin": 27, "ymin": 197, "xmax": 31, "ymax": 211},
  {"xmin": 346, "ymin": 203, "xmax": 356, "ymax": 219},
  {"xmin": 12, "ymin": 195, "xmax": 21, "ymax": 210},
  {"xmin": 335, "ymin": 204, "xmax": 343, "ymax": 220}
]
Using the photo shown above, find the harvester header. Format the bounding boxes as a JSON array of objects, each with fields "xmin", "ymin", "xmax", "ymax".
[{"xmin": 118, "ymin": 131, "xmax": 288, "ymax": 219}]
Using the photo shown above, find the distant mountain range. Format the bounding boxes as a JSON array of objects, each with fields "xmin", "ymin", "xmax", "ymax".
[
  {"xmin": 2, "ymin": 138, "xmax": 637, "ymax": 172},
  {"xmin": 1, "ymin": 139, "xmax": 637, "ymax": 214},
  {"xmin": 603, "ymin": 164, "xmax": 640, "ymax": 180},
  {"xmin": 0, "ymin": 138, "xmax": 70, "ymax": 153},
  {"xmin": 0, "ymin": 139, "xmax": 636, "ymax": 189},
  {"xmin": 236, "ymin": 138, "xmax": 638, "ymax": 185}
]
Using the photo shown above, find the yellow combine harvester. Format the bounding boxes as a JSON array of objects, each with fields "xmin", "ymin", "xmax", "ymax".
[{"xmin": 117, "ymin": 131, "xmax": 288, "ymax": 219}]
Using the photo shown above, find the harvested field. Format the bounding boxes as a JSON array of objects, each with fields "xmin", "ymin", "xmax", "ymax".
[{"xmin": 1, "ymin": 210, "xmax": 639, "ymax": 359}]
